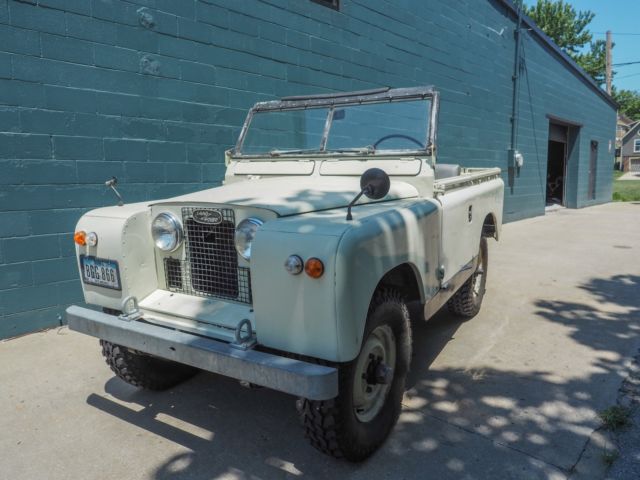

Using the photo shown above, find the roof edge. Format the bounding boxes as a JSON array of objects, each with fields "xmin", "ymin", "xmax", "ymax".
[
  {"xmin": 499, "ymin": 0, "xmax": 618, "ymax": 110},
  {"xmin": 622, "ymin": 121, "xmax": 640, "ymax": 142}
]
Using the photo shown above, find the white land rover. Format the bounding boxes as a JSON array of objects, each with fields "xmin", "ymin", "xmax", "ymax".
[{"xmin": 67, "ymin": 86, "xmax": 504, "ymax": 460}]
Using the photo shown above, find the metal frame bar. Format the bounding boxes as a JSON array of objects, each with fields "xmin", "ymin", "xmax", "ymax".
[
  {"xmin": 281, "ymin": 87, "xmax": 390, "ymax": 102},
  {"xmin": 320, "ymin": 107, "xmax": 334, "ymax": 152},
  {"xmin": 256, "ymin": 86, "xmax": 436, "ymax": 110},
  {"xmin": 310, "ymin": 0, "xmax": 339, "ymax": 11},
  {"xmin": 429, "ymin": 90, "xmax": 440, "ymax": 157},
  {"xmin": 434, "ymin": 167, "xmax": 502, "ymax": 193},
  {"xmin": 66, "ymin": 306, "xmax": 338, "ymax": 400},
  {"xmin": 233, "ymin": 86, "xmax": 439, "ymax": 158}
]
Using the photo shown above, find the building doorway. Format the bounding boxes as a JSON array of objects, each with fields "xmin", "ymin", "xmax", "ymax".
[{"xmin": 546, "ymin": 122, "xmax": 568, "ymax": 206}]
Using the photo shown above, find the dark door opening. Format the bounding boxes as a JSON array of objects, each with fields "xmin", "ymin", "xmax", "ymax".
[{"xmin": 546, "ymin": 123, "xmax": 568, "ymax": 206}]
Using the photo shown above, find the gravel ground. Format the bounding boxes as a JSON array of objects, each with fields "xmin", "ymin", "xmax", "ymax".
[{"xmin": 606, "ymin": 353, "xmax": 640, "ymax": 480}]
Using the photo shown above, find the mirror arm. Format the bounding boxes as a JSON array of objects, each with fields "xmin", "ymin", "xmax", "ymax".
[
  {"xmin": 105, "ymin": 177, "xmax": 124, "ymax": 207},
  {"xmin": 346, "ymin": 187, "xmax": 370, "ymax": 221}
]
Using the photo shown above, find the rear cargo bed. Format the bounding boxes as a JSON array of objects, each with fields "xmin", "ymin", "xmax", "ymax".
[{"xmin": 434, "ymin": 167, "xmax": 502, "ymax": 193}]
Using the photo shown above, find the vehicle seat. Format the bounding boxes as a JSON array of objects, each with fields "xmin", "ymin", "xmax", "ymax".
[{"xmin": 434, "ymin": 163, "xmax": 461, "ymax": 180}]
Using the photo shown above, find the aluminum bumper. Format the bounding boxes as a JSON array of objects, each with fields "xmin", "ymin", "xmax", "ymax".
[{"xmin": 66, "ymin": 305, "xmax": 338, "ymax": 400}]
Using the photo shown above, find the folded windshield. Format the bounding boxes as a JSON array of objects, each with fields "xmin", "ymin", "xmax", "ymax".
[{"xmin": 239, "ymin": 96, "xmax": 432, "ymax": 156}]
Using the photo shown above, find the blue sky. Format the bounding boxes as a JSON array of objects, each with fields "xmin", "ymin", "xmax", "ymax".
[{"xmin": 523, "ymin": 0, "xmax": 640, "ymax": 92}]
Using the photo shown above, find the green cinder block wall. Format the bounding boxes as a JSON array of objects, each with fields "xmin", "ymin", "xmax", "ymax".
[{"xmin": 0, "ymin": 0, "xmax": 616, "ymax": 338}]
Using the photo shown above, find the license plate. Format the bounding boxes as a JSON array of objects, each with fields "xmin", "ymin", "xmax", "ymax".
[{"xmin": 80, "ymin": 256, "xmax": 121, "ymax": 290}]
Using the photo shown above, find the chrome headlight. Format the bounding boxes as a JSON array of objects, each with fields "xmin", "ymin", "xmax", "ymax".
[
  {"xmin": 235, "ymin": 218, "xmax": 262, "ymax": 261},
  {"xmin": 151, "ymin": 212, "xmax": 183, "ymax": 252}
]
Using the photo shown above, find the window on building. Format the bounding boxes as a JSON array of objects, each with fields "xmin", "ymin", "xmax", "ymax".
[
  {"xmin": 635, "ymin": 139, "xmax": 640, "ymax": 153},
  {"xmin": 311, "ymin": 0, "xmax": 339, "ymax": 10}
]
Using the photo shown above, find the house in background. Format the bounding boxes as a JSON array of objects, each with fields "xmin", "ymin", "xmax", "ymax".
[
  {"xmin": 620, "ymin": 121, "xmax": 640, "ymax": 172},
  {"xmin": 616, "ymin": 113, "xmax": 634, "ymax": 169},
  {"xmin": 616, "ymin": 113, "xmax": 634, "ymax": 141}
]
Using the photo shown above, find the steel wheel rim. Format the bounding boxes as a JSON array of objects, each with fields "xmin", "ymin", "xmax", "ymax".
[{"xmin": 353, "ymin": 325, "xmax": 396, "ymax": 423}]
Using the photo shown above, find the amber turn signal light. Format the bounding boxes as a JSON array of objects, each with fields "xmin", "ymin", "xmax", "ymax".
[
  {"xmin": 305, "ymin": 258, "xmax": 324, "ymax": 278},
  {"xmin": 74, "ymin": 231, "xmax": 87, "ymax": 246}
]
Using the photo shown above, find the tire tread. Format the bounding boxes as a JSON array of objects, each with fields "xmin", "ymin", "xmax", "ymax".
[
  {"xmin": 447, "ymin": 237, "xmax": 488, "ymax": 318},
  {"xmin": 100, "ymin": 340, "xmax": 197, "ymax": 391},
  {"xmin": 299, "ymin": 289, "xmax": 410, "ymax": 461}
]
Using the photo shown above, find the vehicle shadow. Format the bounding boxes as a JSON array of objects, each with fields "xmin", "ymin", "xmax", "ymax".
[
  {"xmin": 85, "ymin": 274, "xmax": 640, "ymax": 479},
  {"xmin": 86, "ymin": 303, "xmax": 463, "ymax": 479}
]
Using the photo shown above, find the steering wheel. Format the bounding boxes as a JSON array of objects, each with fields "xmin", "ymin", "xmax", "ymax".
[{"xmin": 373, "ymin": 134, "xmax": 424, "ymax": 149}]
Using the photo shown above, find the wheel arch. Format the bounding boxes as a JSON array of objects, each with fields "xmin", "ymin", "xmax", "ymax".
[
  {"xmin": 482, "ymin": 212, "xmax": 499, "ymax": 240},
  {"xmin": 334, "ymin": 201, "xmax": 438, "ymax": 363},
  {"xmin": 336, "ymin": 257, "xmax": 426, "ymax": 363},
  {"xmin": 347, "ymin": 261, "xmax": 422, "ymax": 362},
  {"xmin": 370, "ymin": 262, "xmax": 424, "ymax": 308}
]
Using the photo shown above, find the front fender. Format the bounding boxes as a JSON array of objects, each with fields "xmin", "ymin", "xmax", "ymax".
[
  {"xmin": 74, "ymin": 202, "xmax": 156, "ymax": 311},
  {"xmin": 334, "ymin": 200, "xmax": 439, "ymax": 361},
  {"xmin": 251, "ymin": 200, "xmax": 440, "ymax": 363},
  {"xmin": 251, "ymin": 229, "xmax": 342, "ymax": 361}
]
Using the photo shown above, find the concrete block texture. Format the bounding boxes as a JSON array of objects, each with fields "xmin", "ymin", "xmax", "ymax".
[{"xmin": 0, "ymin": 0, "xmax": 616, "ymax": 337}]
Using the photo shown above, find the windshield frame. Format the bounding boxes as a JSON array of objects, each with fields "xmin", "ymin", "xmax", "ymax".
[{"xmin": 232, "ymin": 86, "xmax": 439, "ymax": 159}]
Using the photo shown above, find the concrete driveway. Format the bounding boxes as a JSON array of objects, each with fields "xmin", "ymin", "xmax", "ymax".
[
  {"xmin": 2, "ymin": 202, "xmax": 640, "ymax": 480},
  {"xmin": 618, "ymin": 172, "xmax": 640, "ymax": 181}
]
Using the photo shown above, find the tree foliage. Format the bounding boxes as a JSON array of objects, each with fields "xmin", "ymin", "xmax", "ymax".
[
  {"xmin": 524, "ymin": 0, "xmax": 594, "ymax": 55},
  {"xmin": 575, "ymin": 39, "xmax": 607, "ymax": 85},
  {"xmin": 523, "ymin": 0, "xmax": 640, "ymax": 119},
  {"xmin": 613, "ymin": 89, "xmax": 640, "ymax": 121},
  {"xmin": 523, "ymin": 0, "xmax": 606, "ymax": 85}
]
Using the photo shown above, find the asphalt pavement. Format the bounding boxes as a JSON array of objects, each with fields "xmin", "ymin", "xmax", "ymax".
[{"xmin": 1, "ymin": 202, "xmax": 640, "ymax": 480}]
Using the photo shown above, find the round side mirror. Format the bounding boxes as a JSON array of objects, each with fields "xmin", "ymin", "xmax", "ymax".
[{"xmin": 360, "ymin": 168, "xmax": 390, "ymax": 200}]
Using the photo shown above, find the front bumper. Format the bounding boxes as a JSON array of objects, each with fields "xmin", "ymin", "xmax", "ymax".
[{"xmin": 66, "ymin": 305, "xmax": 338, "ymax": 400}]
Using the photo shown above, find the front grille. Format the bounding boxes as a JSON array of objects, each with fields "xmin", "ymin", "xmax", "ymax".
[
  {"xmin": 165, "ymin": 258, "xmax": 183, "ymax": 290},
  {"xmin": 163, "ymin": 207, "xmax": 252, "ymax": 304}
]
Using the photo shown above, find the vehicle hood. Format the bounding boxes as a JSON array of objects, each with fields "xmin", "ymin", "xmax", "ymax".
[{"xmin": 153, "ymin": 176, "xmax": 420, "ymax": 216}]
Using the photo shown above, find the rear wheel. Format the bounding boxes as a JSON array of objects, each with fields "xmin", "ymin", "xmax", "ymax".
[
  {"xmin": 299, "ymin": 289, "xmax": 411, "ymax": 461},
  {"xmin": 447, "ymin": 237, "xmax": 488, "ymax": 318}
]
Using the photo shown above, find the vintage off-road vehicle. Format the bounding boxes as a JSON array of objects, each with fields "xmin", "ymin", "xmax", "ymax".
[{"xmin": 67, "ymin": 86, "xmax": 503, "ymax": 461}]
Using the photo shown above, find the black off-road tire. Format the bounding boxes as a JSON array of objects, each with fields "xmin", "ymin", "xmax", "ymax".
[
  {"xmin": 447, "ymin": 237, "xmax": 488, "ymax": 318},
  {"xmin": 100, "ymin": 340, "xmax": 198, "ymax": 391},
  {"xmin": 298, "ymin": 289, "xmax": 412, "ymax": 461}
]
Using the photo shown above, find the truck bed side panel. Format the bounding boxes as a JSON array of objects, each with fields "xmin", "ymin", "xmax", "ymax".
[{"xmin": 437, "ymin": 178, "xmax": 504, "ymax": 284}]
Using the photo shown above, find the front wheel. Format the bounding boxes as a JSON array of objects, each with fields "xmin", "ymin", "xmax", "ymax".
[
  {"xmin": 299, "ymin": 289, "xmax": 412, "ymax": 461},
  {"xmin": 447, "ymin": 237, "xmax": 488, "ymax": 318},
  {"xmin": 100, "ymin": 340, "xmax": 198, "ymax": 391}
]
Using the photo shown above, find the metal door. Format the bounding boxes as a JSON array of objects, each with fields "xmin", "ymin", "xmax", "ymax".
[{"xmin": 588, "ymin": 140, "xmax": 598, "ymax": 200}]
